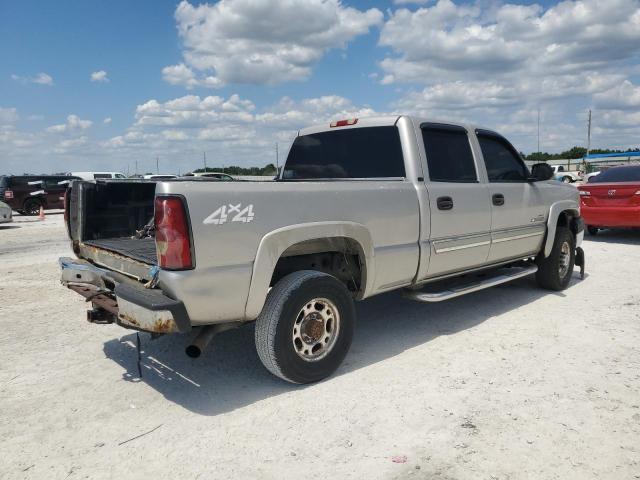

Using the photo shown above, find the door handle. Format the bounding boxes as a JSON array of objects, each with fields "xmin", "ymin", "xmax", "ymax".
[
  {"xmin": 492, "ymin": 193, "xmax": 505, "ymax": 206},
  {"xmin": 437, "ymin": 196, "xmax": 453, "ymax": 210}
]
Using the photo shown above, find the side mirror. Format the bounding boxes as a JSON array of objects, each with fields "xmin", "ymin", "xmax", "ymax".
[{"xmin": 529, "ymin": 163, "xmax": 554, "ymax": 182}]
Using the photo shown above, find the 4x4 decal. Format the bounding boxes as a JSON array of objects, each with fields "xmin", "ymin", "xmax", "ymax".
[{"xmin": 203, "ymin": 203, "xmax": 255, "ymax": 225}]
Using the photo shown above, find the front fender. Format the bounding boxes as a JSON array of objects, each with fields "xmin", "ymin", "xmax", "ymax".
[
  {"xmin": 544, "ymin": 200, "xmax": 580, "ymax": 257},
  {"xmin": 244, "ymin": 221, "xmax": 374, "ymax": 320}
]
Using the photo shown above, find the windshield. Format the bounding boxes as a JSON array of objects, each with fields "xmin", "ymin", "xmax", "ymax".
[{"xmin": 589, "ymin": 165, "xmax": 640, "ymax": 183}]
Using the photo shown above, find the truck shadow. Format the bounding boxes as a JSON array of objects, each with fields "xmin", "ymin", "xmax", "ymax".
[
  {"xmin": 103, "ymin": 275, "xmax": 576, "ymax": 416},
  {"xmin": 582, "ymin": 229, "xmax": 640, "ymax": 246}
]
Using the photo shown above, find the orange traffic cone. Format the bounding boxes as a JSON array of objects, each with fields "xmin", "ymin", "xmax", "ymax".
[{"xmin": 38, "ymin": 205, "xmax": 45, "ymax": 221}]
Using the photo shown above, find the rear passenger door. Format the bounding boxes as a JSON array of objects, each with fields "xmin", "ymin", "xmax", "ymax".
[
  {"xmin": 419, "ymin": 124, "xmax": 492, "ymax": 278},
  {"xmin": 475, "ymin": 130, "xmax": 546, "ymax": 263}
]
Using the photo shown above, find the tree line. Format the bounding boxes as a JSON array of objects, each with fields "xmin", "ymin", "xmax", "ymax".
[
  {"xmin": 192, "ymin": 164, "xmax": 277, "ymax": 176},
  {"xmin": 522, "ymin": 146, "xmax": 640, "ymax": 161}
]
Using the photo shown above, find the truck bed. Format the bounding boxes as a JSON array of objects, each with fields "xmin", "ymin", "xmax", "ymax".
[{"xmin": 84, "ymin": 238, "xmax": 157, "ymax": 265}]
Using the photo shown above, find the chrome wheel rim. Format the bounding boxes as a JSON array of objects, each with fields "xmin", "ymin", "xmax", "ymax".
[
  {"xmin": 558, "ymin": 241, "xmax": 571, "ymax": 279},
  {"xmin": 292, "ymin": 298, "xmax": 340, "ymax": 362}
]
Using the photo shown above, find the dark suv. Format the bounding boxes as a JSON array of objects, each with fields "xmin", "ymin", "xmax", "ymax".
[{"xmin": 0, "ymin": 175, "xmax": 80, "ymax": 215}]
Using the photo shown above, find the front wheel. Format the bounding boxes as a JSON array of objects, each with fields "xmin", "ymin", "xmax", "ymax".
[
  {"xmin": 255, "ymin": 270, "xmax": 355, "ymax": 384},
  {"xmin": 561, "ymin": 176, "xmax": 573, "ymax": 183},
  {"xmin": 536, "ymin": 226, "xmax": 575, "ymax": 291}
]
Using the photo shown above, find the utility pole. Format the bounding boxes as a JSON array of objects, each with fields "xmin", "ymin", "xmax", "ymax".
[
  {"xmin": 275, "ymin": 142, "xmax": 279, "ymax": 171},
  {"xmin": 586, "ymin": 109, "xmax": 592, "ymax": 157},
  {"xmin": 537, "ymin": 106, "xmax": 540, "ymax": 153},
  {"xmin": 203, "ymin": 152, "xmax": 207, "ymax": 172},
  {"xmin": 156, "ymin": 156, "xmax": 159, "ymax": 174},
  {"xmin": 135, "ymin": 160, "xmax": 138, "ymax": 177}
]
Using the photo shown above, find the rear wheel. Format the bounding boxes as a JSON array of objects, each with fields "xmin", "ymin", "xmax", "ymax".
[
  {"xmin": 22, "ymin": 198, "xmax": 42, "ymax": 216},
  {"xmin": 536, "ymin": 226, "xmax": 575, "ymax": 291},
  {"xmin": 561, "ymin": 176, "xmax": 573, "ymax": 183},
  {"xmin": 255, "ymin": 270, "xmax": 355, "ymax": 384},
  {"xmin": 587, "ymin": 226, "xmax": 599, "ymax": 235}
]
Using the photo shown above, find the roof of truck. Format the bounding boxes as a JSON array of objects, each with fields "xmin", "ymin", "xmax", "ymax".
[{"xmin": 299, "ymin": 115, "xmax": 492, "ymax": 137}]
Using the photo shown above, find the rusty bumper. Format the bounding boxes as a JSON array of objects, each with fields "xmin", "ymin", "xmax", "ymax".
[{"xmin": 61, "ymin": 257, "xmax": 191, "ymax": 334}]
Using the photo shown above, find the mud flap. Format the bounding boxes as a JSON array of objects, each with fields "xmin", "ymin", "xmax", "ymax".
[{"xmin": 575, "ymin": 247, "xmax": 585, "ymax": 279}]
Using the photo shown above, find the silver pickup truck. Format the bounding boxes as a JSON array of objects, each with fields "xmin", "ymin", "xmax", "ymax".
[{"xmin": 60, "ymin": 115, "xmax": 585, "ymax": 383}]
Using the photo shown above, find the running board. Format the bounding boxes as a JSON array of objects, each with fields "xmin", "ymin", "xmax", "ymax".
[{"xmin": 403, "ymin": 264, "xmax": 538, "ymax": 303}]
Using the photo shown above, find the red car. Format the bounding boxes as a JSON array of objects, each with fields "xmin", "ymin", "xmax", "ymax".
[{"xmin": 578, "ymin": 165, "xmax": 640, "ymax": 235}]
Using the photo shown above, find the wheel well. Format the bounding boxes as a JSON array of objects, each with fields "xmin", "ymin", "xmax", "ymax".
[
  {"xmin": 270, "ymin": 237, "xmax": 364, "ymax": 295},
  {"xmin": 557, "ymin": 210, "xmax": 581, "ymax": 236},
  {"xmin": 24, "ymin": 196, "xmax": 44, "ymax": 207}
]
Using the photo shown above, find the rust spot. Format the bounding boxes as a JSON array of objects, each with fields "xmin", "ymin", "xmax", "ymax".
[
  {"xmin": 118, "ymin": 313, "xmax": 139, "ymax": 326},
  {"xmin": 153, "ymin": 318, "xmax": 176, "ymax": 333}
]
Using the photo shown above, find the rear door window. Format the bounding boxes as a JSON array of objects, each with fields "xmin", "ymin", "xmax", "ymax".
[
  {"xmin": 283, "ymin": 126, "xmax": 405, "ymax": 179},
  {"xmin": 477, "ymin": 131, "xmax": 528, "ymax": 182},
  {"xmin": 421, "ymin": 124, "xmax": 477, "ymax": 182}
]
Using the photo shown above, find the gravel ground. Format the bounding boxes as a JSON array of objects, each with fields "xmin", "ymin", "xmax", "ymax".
[{"xmin": 1, "ymin": 213, "xmax": 639, "ymax": 480}]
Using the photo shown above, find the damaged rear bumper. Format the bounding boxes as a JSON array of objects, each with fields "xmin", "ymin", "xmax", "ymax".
[{"xmin": 60, "ymin": 257, "xmax": 191, "ymax": 334}]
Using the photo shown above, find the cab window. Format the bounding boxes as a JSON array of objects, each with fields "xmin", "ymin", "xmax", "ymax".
[
  {"xmin": 421, "ymin": 124, "xmax": 477, "ymax": 183},
  {"xmin": 477, "ymin": 131, "xmax": 528, "ymax": 182}
]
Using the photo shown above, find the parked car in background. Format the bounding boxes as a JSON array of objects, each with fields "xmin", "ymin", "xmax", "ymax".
[
  {"xmin": 578, "ymin": 165, "xmax": 640, "ymax": 235},
  {"xmin": 71, "ymin": 172, "xmax": 127, "ymax": 180},
  {"xmin": 0, "ymin": 175, "xmax": 80, "ymax": 215},
  {"xmin": 143, "ymin": 174, "xmax": 178, "ymax": 180},
  {"xmin": 585, "ymin": 171, "xmax": 601, "ymax": 182},
  {"xmin": 552, "ymin": 165, "xmax": 584, "ymax": 183},
  {"xmin": 60, "ymin": 115, "xmax": 584, "ymax": 384},
  {"xmin": 185, "ymin": 172, "xmax": 235, "ymax": 181},
  {"xmin": 0, "ymin": 200, "xmax": 12, "ymax": 223}
]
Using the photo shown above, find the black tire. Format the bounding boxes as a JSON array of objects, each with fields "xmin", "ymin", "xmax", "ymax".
[
  {"xmin": 22, "ymin": 198, "xmax": 42, "ymax": 216},
  {"xmin": 561, "ymin": 176, "xmax": 572, "ymax": 183},
  {"xmin": 255, "ymin": 270, "xmax": 355, "ymax": 384},
  {"xmin": 587, "ymin": 226, "xmax": 599, "ymax": 236},
  {"xmin": 536, "ymin": 226, "xmax": 575, "ymax": 291}
]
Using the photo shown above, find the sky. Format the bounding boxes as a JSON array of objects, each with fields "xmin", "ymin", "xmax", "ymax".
[{"xmin": 1, "ymin": 0, "xmax": 640, "ymax": 175}]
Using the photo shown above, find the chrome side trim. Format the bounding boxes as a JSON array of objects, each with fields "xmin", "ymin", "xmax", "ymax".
[
  {"xmin": 432, "ymin": 232, "xmax": 491, "ymax": 254},
  {"xmin": 435, "ymin": 240, "xmax": 491, "ymax": 253},
  {"xmin": 492, "ymin": 231, "xmax": 544, "ymax": 243}
]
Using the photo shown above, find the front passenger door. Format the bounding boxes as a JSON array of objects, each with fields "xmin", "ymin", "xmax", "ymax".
[{"xmin": 476, "ymin": 130, "xmax": 546, "ymax": 263}]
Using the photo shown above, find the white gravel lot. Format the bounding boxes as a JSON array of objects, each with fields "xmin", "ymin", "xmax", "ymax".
[{"xmin": 1, "ymin": 213, "xmax": 639, "ymax": 480}]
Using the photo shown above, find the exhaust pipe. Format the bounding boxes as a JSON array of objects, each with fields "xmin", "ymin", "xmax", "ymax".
[{"xmin": 185, "ymin": 323, "xmax": 239, "ymax": 358}]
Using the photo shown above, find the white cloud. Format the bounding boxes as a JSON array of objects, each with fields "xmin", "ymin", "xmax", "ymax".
[
  {"xmin": 46, "ymin": 114, "xmax": 93, "ymax": 134},
  {"xmin": 0, "ymin": 107, "xmax": 19, "ymax": 124},
  {"xmin": 594, "ymin": 80, "xmax": 640, "ymax": 110},
  {"xmin": 162, "ymin": 63, "xmax": 222, "ymax": 89},
  {"xmin": 90, "ymin": 70, "xmax": 109, "ymax": 83},
  {"xmin": 165, "ymin": 0, "xmax": 383, "ymax": 87},
  {"xmin": 103, "ymin": 117, "xmax": 112, "ymax": 124},
  {"xmin": 380, "ymin": 0, "xmax": 640, "ymax": 84},
  {"xmin": 378, "ymin": 0, "xmax": 640, "ymax": 153},
  {"xmin": 11, "ymin": 72, "xmax": 54, "ymax": 86}
]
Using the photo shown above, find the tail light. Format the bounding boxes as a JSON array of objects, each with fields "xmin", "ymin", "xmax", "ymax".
[
  {"xmin": 4, "ymin": 189, "xmax": 13, "ymax": 199},
  {"xmin": 154, "ymin": 196, "xmax": 194, "ymax": 270}
]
